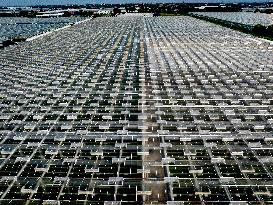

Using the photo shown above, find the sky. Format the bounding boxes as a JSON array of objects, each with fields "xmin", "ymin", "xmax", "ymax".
[{"xmin": 0, "ymin": 0, "xmax": 269, "ymax": 6}]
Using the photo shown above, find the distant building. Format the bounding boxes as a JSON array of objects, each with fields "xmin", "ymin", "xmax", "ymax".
[
  {"xmin": 94, "ymin": 8, "xmax": 113, "ymax": 15},
  {"xmin": 120, "ymin": 7, "xmax": 127, "ymax": 14},
  {"xmin": 195, "ymin": 5, "xmax": 226, "ymax": 10},
  {"xmin": 36, "ymin": 9, "xmax": 82, "ymax": 17},
  {"xmin": 36, "ymin": 13, "xmax": 64, "ymax": 17}
]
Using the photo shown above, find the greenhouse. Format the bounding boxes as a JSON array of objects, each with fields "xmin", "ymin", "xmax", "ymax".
[{"xmin": 0, "ymin": 15, "xmax": 272, "ymax": 204}]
